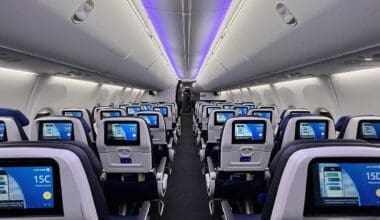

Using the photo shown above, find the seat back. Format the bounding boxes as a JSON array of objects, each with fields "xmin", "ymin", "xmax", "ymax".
[
  {"xmin": 207, "ymin": 110, "xmax": 235, "ymax": 143},
  {"xmin": 154, "ymin": 105, "xmax": 174, "ymax": 130},
  {"xmin": 338, "ymin": 116, "xmax": 380, "ymax": 143},
  {"xmin": 0, "ymin": 108, "xmax": 29, "ymax": 141},
  {"xmin": 136, "ymin": 111, "xmax": 166, "ymax": 145},
  {"xmin": 220, "ymin": 117, "xmax": 274, "ymax": 171},
  {"xmin": 263, "ymin": 140, "xmax": 380, "ymax": 220},
  {"xmin": 279, "ymin": 108, "xmax": 311, "ymax": 121},
  {"xmin": 96, "ymin": 117, "xmax": 153, "ymax": 173},
  {"xmin": 62, "ymin": 108, "xmax": 95, "ymax": 141},
  {"xmin": 0, "ymin": 142, "xmax": 108, "ymax": 220},
  {"xmin": 126, "ymin": 105, "xmax": 142, "ymax": 116},
  {"xmin": 95, "ymin": 108, "xmax": 126, "ymax": 123},
  {"xmin": 222, "ymin": 104, "xmax": 235, "ymax": 110},
  {"xmin": 248, "ymin": 109, "xmax": 275, "ymax": 123},
  {"xmin": 30, "ymin": 116, "xmax": 92, "ymax": 146},
  {"xmin": 272, "ymin": 115, "xmax": 336, "ymax": 161},
  {"xmin": 233, "ymin": 106, "xmax": 249, "ymax": 116},
  {"xmin": 141, "ymin": 103, "xmax": 153, "ymax": 111},
  {"xmin": 201, "ymin": 106, "xmax": 221, "ymax": 131}
]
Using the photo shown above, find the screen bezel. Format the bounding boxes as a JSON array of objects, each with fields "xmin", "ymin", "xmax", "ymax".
[
  {"xmin": 0, "ymin": 121, "xmax": 8, "ymax": 142},
  {"xmin": 139, "ymin": 114, "xmax": 159, "ymax": 128},
  {"xmin": 295, "ymin": 120, "xmax": 329, "ymax": 140},
  {"xmin": 214, "ymin": 111, "xmax": 235, "ymax": 126},
  {"xmin": 0, "ymin": 158, "xmax": 63, "ymax": 217},
  {"xmin": 234, "ymin": 106, "xmax": 249, "ymax": 116},
  {"xmin": 206, "ymin": 107, "xmax": 221, "ymax": 117},
  {"xmin": 100, "ymin": 110, "xmax": 122, "ymax": 120},
  {"xmin": 357, "ymin": 120, "xmax": 380, "ymax": 142},
  {"xmin": 153, "ymin": 107, "xmax": 168, "ymax": 117},
  {"xmin": 104, "ymin": 121, "xmax": 140, "ymax": 146},
  {"xmin": 289, "ymin": 110, "xmax": 311, "ymax": 116},
  {"xmin": 231, "ymin": 120, "xmax": 267, "ymax": 144},
  {"xmin": 126, "ymin": 107, "xmax": 141, "ymax": 116},
  {"xmin": 38, "ymin": 121, "xmax": 75, "ymax": 141},
  {"xmin": 304, "ymin": 157, "xmax": 380, "ymax": 217},
  {"xmin": 62, "ymin": 110, "xmax": 83, "ymax": 118},
  {"xmin": 252, "ymin": 111, "xmax": 273, "ymax": 122}
]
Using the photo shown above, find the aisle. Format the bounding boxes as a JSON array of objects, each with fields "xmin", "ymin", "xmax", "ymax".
[{"xmin": 162, "ymin": 113, "xmax": 212, "ymax": 220}]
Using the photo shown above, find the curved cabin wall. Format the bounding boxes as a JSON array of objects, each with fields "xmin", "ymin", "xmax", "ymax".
[
  {"xmin": 222, "ymin": 68, "xmax": 380, "ymax": 120},
  {"xmin": 0, "ymin": 68, "xmax": 145, "ymax": 120}
]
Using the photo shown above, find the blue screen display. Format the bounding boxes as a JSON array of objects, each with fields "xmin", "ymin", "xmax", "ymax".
[
  {"xmin": 101, "ymin": 111, "xmax": 121, "ymax": 119},
  {"xmin": 207, "ymin": 107, "xmax": 221, "ymax": 117},
  {"xmin": 154, "ymin": 107, "xmax": 168, "ymax": 117},
  {"xmin": 0, "ymin": 123, "xmax": 6, "ymax": 142},
  {"xmin": 253, "ymin": 111, "xmax": 272, "ymax": 121},
  {"xmin": 223, "ymin": 105, "xmax": 234, "ymax": 110},
  {"xmin": 298, "ymin": 122, "xmax": 327, "ymax": 140},
  {"xmin": 234, "ymin": 123, "xmax": 265, "ymax": 141},
  {"xmin": 41, "ymin": 122, "xmax": 73, "ymax": 141},
  {"xmin": 140, "ymin": 115, "xmax": 158, "ymax": 127},
  {"xmin": 216, "ymin": 112, "xmax": 234, "ymax": 124},
  {"xmin": 245, "ymin": 105, "xmax": 256, "ymax": 109},
  {"xmin": 142, "ymin": 104, "xmax": 153, "ymax": 111},
  {"xmin": 235, "ymin": 107, "xmax": 248, "ymax": 116},
  {"xmin": 107, "ymin": 123, "xmax": 138, "ymax": 142},
  {"xmin": 127, "ymin": 107, "xmax": 141, "ymax": 116},
  {"xmin": 358, "ymin": 121, "xmax": 380, "ymax": 140},
  {"xmin": 315, "ymin": 162, "xmax": 380, "ymax": 207},
  {"xmin": 0, "ymin": 166, "xmax": 55, "ymax": 209},
  {"xmin": 62, "ymin": 111, "xmax": 83, "ymax": 118}
]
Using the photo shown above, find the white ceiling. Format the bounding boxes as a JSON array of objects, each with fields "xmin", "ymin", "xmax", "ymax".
[
  {"xmin": 196, "ymin": 0, "xmax": 380, "ymax": 90},
  {"xmin": 1, "ymin": 0, "xmax": 380, "ymax": 92},
  {"xmin": 0, "ymin": 0, "xmax": 177, "ymax": 90}
]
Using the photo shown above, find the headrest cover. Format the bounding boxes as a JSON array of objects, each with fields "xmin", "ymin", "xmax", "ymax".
[
  {"xmin": 335, "ymin": 115, "xmax": 352, "ymax": 131},
  {"xmin": 0, "ymin": 108, "xmax": 29, "ymax": 127}
]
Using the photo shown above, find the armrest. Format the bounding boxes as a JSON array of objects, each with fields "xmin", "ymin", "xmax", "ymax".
[
  {"xmin": 137, "ymin": 201, "xmax": 151, "ymax": 220},
  {"xmin": 213, "ymin": 137, "xmax": 221, "ymax": 142},
  {"xmin": 156, "ymin": 157, "xmax": 167, "ymax": 180},
  {"xmin": 200, "ymin": 137, "xmax": 206, "ymax": 150},
  {"xmin": 221, "ymin": 200, "xmax": 234, "ymax": 220},
  {"xmin": 207, "ymin": 156, "xmax": 216, "ymax": 180},
  {"xmin": 168, "ymin": 137, "xmax": 173, "ymax": 149}
]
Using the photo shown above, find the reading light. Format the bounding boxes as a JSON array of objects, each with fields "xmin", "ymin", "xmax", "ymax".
[
  {"xmin": 364, "ymin": 57, "xmax": 373, "ymax": 61},
  {"xmin": 72, "ymin": 0, "xmax": 94, "ymax": 24}
]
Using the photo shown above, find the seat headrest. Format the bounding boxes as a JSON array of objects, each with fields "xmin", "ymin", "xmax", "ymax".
[
  {"xmin": 0, "ymin": 116, "xmax": 28, "ymax": 141},
  {"xmin": 208, "ymin": 110, "xmax": 236, "ymax": 127},
  {"xmin": 262, "ymin": 140, "xmax": 380, "ymax": 220},
  {"xmin": 0, "ymin": 108, "xmax": 29, "ymax": 127},
  {"xmin": 248, "ymin": 109, "xmax": 274, "ymax": 122},
  {"xmin": 31, "ymin": 116, "xmax": 91, "ymax": 145},
  {"xmin": 277, "ymin": 114, "xmax": 335, "ymax": 148},
  {"xmin": 95, "ymin": 108, "xmax": 126, "ymax": 122},
  {"xmin": 136, "ymin": 111, "xmax": 165, "ymax": 129},
  {"xmin": 337, "ymin": 115, "xmax": 380, "ymax": 142},
  {"xmin": 0, "ymin": 142, "xmax": 108, "ymax": 219},
  {"xmin": 280, "ymin": 108, "xmax": 311, "ymax": 120},
  {"xmin": 335, "ymin": 115, "xmax": 352, "ymax": 131}
]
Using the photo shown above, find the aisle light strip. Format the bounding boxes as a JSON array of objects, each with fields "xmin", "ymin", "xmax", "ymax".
[
  {"xmin": 141, "ymin": 0, "xmax": 232, "ymax": 79},
  {"xmin": 0, "ymin": 67, "xmax": 37, "ymax": 76},
  {"xmin": 191, "ymin": 0, "xmax": 233, "ymax": 79}
]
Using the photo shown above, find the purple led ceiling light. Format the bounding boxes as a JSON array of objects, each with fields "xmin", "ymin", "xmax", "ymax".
[{"xmin": 142, "ymin": 0, "xmax": 232, "ymax": 80}]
